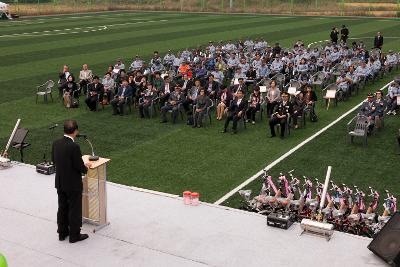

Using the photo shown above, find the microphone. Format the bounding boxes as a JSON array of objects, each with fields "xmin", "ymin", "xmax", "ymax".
[
  {"xmin": 49, "ymin": 124, "xmax": 58, "ymax": 130},
  {"xmin": 77, "ymin": 134, "xmax": 99, "ymax": 161}
]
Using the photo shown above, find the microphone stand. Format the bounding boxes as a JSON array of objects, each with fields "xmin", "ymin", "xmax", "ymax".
[{"xmin": 84, "ymin": 137, "xmax": 99, "ymax": 161}]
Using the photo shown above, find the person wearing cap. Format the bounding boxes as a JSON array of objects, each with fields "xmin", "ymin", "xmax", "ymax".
[
  {"xmin": 85, "ymin": 76, "xmax": 104, "ymax": 111},
  {"xmin": 160, "ymin": 85, "xmax": 184, "ymax": 124},
  {"xmin": 386, "ymin": 81, "xmax": 400, "ymax": 115},
  {"xmin": 269, "ymin": 92, "xmax": 293, "ymax": 138},
  {"xmin": 340, "ymin": 25, "xmax": 349, "ymax": 44},
  {"xmin": 374, "ymin": 32, "xmax": 384, "ymax": 50},
  {"xmin": 359, "ymin": 93, "xmax": 377, "ymax": 134},
  {"xmin": 222, "ymin": 89, "xmax": 247, "ymax": 134}
]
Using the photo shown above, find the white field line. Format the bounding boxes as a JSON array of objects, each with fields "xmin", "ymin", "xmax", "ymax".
[
  {"xmin": 0, "ymin": 19, "xmax": 168, "ymax": 38},
  {"xmin": 214, "ymin": 81, "xmax": 393, "ymax": 205},
  {"xmin": 308, "ymin": 36, "xmax": 400, "ymax": 48}
]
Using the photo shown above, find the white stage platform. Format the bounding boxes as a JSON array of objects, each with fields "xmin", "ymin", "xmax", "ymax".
[{"xmin": 0, "ymin": 163, "xmax": 387, "ymax": 267}]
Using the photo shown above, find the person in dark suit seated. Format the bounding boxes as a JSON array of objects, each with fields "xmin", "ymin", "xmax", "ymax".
[
  {"xmin": 58, "ymin": 65, "xmax": 72, "ymax": 94},
  {"xmin": 269, "ymin": 92, "xmax": 293, "ymax": 138},
  {"xmin": 178, "ymin": 73, "xmax": 193, "ymax": 93},
  {"xmin": 85, "ymin": 76, "xmax": 104, "ymax": 112},
  {"xmin": 111, "ymin": 80, "xmax": 133, "ymax": 115},
  {"xmin": 222, "ymin": 89, "xmax": 247, "ymax": 134},
  {"xmin": 160, "ymin": 86, "xmax": 184, "ymax": 124},
  {"xmin": 374, "ymin": 31, "xmax": 384, "ymax": 50},
  {"xmin": 193, "ymin": 88, "xmax": 210, "ymax": 128},
  {"xmin": 183, "ymin": 79, "xmax": 201, "ymax": 114},
  {"xmin": 159, "ymin": 76, "xmax": 174, "ymax": 108},
  {"xmin": 139, "ymin": 83, "xmax": 157, "ymax": 118},
  {"xmin": 232, "ymin": 77, "xmax": 247, "ymax": 96},
  {"xmin": 204, "ymin": 74, "xmax": 219, "ymax": 100},
  {"xmin": 51, "ymin": 120, "xmax": 91, "ymax": 243}
]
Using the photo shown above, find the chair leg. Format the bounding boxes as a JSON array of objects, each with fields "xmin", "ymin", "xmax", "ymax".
[{"xmin": 50, "ymin": 93, "xmax": 53, "ymax": 102}]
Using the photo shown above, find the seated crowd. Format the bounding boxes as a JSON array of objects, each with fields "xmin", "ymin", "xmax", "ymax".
[{"xmin": 56, "ymin": 37, "xmax": 400, "ymax": 136}]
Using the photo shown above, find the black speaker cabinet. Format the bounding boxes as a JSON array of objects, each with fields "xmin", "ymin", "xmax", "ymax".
[{"xmin": 368, "ymin": 212, "xmax": 400, "ymax": 266}]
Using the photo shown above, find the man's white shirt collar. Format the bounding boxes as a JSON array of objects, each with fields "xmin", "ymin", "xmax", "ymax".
[{"xmin": 64, "ymin": 134, "xmax": 74, "ymax": 142}]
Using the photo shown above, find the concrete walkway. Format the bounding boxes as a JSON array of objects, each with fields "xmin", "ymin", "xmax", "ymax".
[{"xmin": 0, "ymin": 163, "xmax": 386, "ymax": 267}]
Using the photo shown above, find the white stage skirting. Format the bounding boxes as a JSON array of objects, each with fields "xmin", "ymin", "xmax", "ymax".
[{"xmin": 0, "ymin": 163, "xmax": 387, "ymax": 267}]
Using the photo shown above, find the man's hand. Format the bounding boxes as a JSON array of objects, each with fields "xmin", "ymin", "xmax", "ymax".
[
  {"xmin": 85, "ymin": 162, "xmax": 92, "ymax": 169},
  {"xmin": 238, "ymin": 111, "xmax": 243, "ymax": 117}
]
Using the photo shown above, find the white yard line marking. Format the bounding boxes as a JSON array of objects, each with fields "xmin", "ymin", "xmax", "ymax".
[
  {"xmin": 214, "ymin": 81, "xmax": 393, "ymax": 205},
  {"xmin": 0, "ymin": 19, "xmax": 168, "ymax": 38}
]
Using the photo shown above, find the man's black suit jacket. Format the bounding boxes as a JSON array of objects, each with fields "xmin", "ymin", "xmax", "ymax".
[{"xmin": 52, "ymin": 136, "xmax": 87, "ymax": 192}]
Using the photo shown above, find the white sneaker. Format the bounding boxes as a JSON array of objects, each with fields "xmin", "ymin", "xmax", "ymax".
[
  {"xmin": 387, "ymin": 111, "xmax": 392, "ymax": 115},
  {"xmin": 393, "ymin": 111, "xmax": 397, "ymax": 115}
]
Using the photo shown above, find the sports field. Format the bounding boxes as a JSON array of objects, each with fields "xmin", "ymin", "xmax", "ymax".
[{"xmin": 0, "ymin": 12, "xmax": 399, "ymax": 204}]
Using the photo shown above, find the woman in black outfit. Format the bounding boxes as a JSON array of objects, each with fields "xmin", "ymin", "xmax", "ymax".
[
  {"xmin": 246, "ymin": 86, "xmax": 261, "ymax": 124},
  {"xmin": 62, "ymin": 75, "xmax": 79, "ymax": 108}
]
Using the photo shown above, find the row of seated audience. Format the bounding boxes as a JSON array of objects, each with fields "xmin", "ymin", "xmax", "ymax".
[{"xmin": 57, "ymin": 37, "xmax": 399, "ymax": 136}]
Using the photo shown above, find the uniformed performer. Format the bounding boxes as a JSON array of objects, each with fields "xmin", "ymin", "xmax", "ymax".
[{"xmin": 269, "ymin": 92, "xmax": 293, "ymax": 138}]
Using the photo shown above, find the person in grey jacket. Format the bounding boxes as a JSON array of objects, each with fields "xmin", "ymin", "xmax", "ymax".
[{"xmin": 193, "ymin": 88, "xmax": 210, "ymax": 128}]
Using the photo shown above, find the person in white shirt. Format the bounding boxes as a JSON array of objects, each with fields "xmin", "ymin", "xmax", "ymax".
[
  {"xmin": 79, "ymin": 64, "xmax": 93, "ymax": 94},
  {"xmin": 129, "ymin": 55, "xmax": 143, "ymax": 72}
]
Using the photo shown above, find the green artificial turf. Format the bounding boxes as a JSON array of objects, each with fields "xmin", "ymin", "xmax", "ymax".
[{"xmin": 0, "ymin": 12, "xmax": 399, "ymax": 203}]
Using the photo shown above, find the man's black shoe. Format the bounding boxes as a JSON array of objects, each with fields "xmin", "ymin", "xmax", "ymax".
[
  {"xmin": 59, "ymin": 233, "xmax": 69, "ymax": 241},
  {"xmin": 221, "ymin": 129, "xmax": 227, "ymax": 133},
  {"xmin": 270, "ymin": 135, "xmax": 276, "ymax": 138},
  {"xmin": 69, "ymin": 234, "xmax": 89, "ymax": 243},
  {"xmin": 160, "ymin": 120, "xmax": 167, "ymax": 123},
  {"xmin": 231, "ymin": 130, "xmax": 237, "ymax": 135}
]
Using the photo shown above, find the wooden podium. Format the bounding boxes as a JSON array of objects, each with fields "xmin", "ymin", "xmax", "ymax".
[{"xmin": 82, "ymin": 155, "xmax": 110, "ymax": 232}]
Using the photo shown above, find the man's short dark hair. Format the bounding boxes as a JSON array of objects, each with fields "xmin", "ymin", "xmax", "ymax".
[{"xmin": 64, "ymin": 120, "xmax": 78, "ymax": 134}]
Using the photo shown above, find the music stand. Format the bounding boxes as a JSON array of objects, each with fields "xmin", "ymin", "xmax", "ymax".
[{"xmin": 11, "ymin": 128, "xmax": 30, "ymax": 162}]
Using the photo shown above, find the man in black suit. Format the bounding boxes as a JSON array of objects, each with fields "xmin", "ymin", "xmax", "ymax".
[
  {"xmin": 340, "ymin": 25, "xmax": 349, "ymax": 44},
  {"xmin": 204, "ymin": 74, "xmax": 219, "ymax": 100},
  {"xmin": 269, "ymin": 92, "xmax": 293, "ymax": 138},
  {"xmin": 52, "ymin": 120, "xmax": 91, "ymax": 243},
  {"xmin": 85, "ymin": 76, "xmax": 104, "ymax": 111},
  {"xmin": 222, "ymin": 90, "xmax": 247, "ymax": 134},
  {"xmin": 374, "ymin": 32, "xmax": 384, "ymax": 49},
  {"xmin": 232, "ymin": 78, "xmax": 248, "ymax": 96}
]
